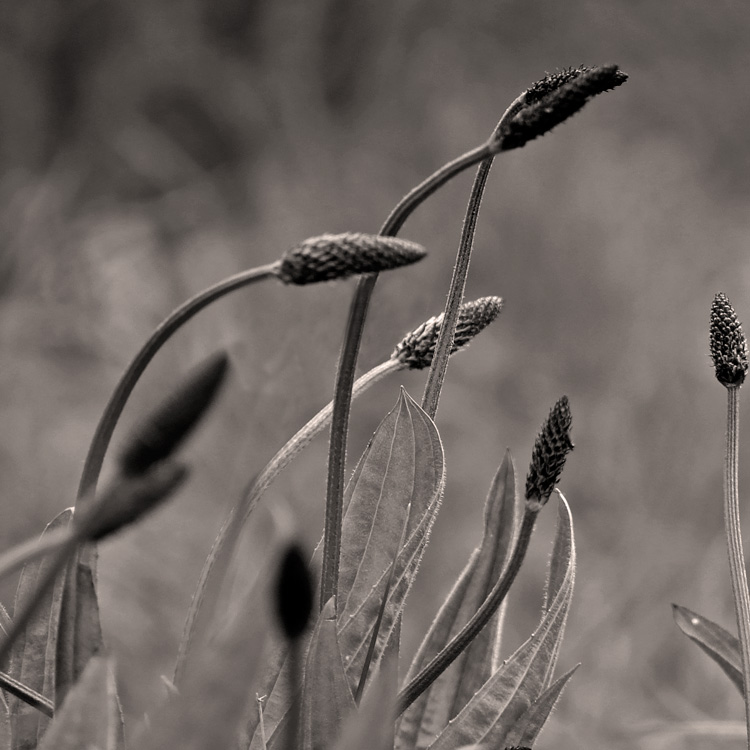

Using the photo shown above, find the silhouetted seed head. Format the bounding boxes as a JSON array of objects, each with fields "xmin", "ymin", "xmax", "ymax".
[
  {"xmin": 392, "ymin": 296, "xmax": 503, "ymax": 370},
  {"xmin": 525, "ymin": 396, "xmax": 574, "ymax": 505},
  {"xmin": 710, "ymin": 292, "xmax": 749, "ymax": 388},
  {"xmin": 275, "ymin": 543, "xmax": 314, "ymax": 640},
  {"xmin": 120, "ymin": 352, "xmax": 229, "ymax": 476},
  {"xmin": 277, "ymin": 233, "xmax": 426, "ymax": 285},
  {"xmin": 494, "ymin": 64, "xmax": 627, "ymax": 152},
  {"xmin": 523, "ymin": 66, "xmax": 590, "ymax": 104},
  {"xmin": 75, "ymin": 462, "xmax": 188, "ymax": 542}
]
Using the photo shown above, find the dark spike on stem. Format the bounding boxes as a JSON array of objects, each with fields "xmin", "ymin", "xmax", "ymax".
[
  {"xmin": 710, "ymin": 292, "xmax": 748, "ymax": 388},
  {"xmin": 119, "ymin": 351, "xmax": 229, "ymax": 476},
  {"xmin": 523, "ymin": 66, "xmax": 590, "ymax": 104},
  {"xmin": 525, "ymin": 396, "xmax": 574, "ymax": 504},
  {"xmin": 495, "ymin": 64, "xmax": 628, "ymax": 152},
  {"xmin": 392, "ymin": 296, "xmax": 503, "ymax": 370},
  {"xmin": 275, "ymin": 543, "xmax": 314, "ymax": 641},
  {"xmin": 75, "ymin": 462, "xmax": 189, "ymax": 542},
  {"xmin": 277, "ymin": 233, "xmax": 426, "ymax": 285}
]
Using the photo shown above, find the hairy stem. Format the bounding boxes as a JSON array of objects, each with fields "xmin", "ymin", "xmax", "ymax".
[
  {"xmin": 320, "ymin": 142, "xmax": 493, "ymax": 611},
  {"xmin": 76, "ymin": 263, "xmax": 279, "ymax": 504},
  {"xmin": 174, "ymin": 358, "xmax": 401, "ymax": 685},
  {"xmin": 395, "ymin": 507, "xmax": 539, "ymax": 715},
  {"xmin": 724, "ymin": 385, "xmax": 750, "ymax": 746}
]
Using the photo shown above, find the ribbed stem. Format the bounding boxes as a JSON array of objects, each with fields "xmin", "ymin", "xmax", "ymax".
[
  {"xmin": 421, "ymin": 158, "xmax": 493, "ymax": 419},
  {"xmin": 174, "ymin": 358, "xmax": 401, "ymax": 686},
  {"xmin": 320, "ymin": 143, "xmax": 493, "ymax": 612},
  {"xmin": 0, "ymin": 671, "xmax": 54, "ymax": 718},
  {"xmin": 724, "ymin": 385, "xmax": 750, "ymax": 746},
  {"xmin": 76, "ymin": 263, "xmax": 279, "ymax": 504},
  {"xmin": 395, "ymin": 507, "xmax": 539, "ymax": 715}
]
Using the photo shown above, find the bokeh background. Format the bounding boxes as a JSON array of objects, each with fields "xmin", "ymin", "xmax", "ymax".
[{"xmin": 2, "ymin": 1, "xmax": 750, "ymax": 747}]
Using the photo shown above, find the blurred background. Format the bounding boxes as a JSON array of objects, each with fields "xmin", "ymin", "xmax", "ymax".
[{"xmin": 2, "ymin": 0, "xmax": 750, "ymax": 747}]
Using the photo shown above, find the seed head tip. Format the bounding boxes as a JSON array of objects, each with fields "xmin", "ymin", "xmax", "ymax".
[{"xmin": 710, "ymin": 292, "xmax": 748, "ymax": 387}]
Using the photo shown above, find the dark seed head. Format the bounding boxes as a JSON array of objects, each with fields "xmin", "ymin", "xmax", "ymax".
[
  {"xmin": 119, "ymin": 351, "xmax": 229, "ymax": 476},
  {"xmin": 392, "ymin": 296, "xmax": 503, "ymax": 370},
  {"xmin": 710, "ymin": 293, "xmax": 748, "ymax": 388},
  {"xmin": 275, "ymin": 543, "xmax": 314, "ymax": 641},
  {"xmin": 525, "ymin": 396, "xmax": 574, "ymax": 505},
  {"xmin": 277, "ymin": 233, "xmax": 426, "ymax": 285},
  {"xmin": 75, "ymin": 462, "xmax": 189, "ymax": 542},
  {"xmin": 493, "ymin": 64, "xmax": 628, "ymax": 152}
]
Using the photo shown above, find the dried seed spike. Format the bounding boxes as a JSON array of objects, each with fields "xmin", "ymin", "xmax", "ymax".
[
  {"xmin": 277, "ymin": 233, "xmax": 426, "ymax": 285},
  {"xmin": 525, "ymin": 396, "xmax": 574, "ymax": 505},
  {"xmin": 523, "ymin": 66, "xmax": 590, "ymax": 104},
  {"xmin": 119, "ymin": 351, "xmax": 229, "ymax": 476},
  {"xmin": 496, "ymin": 64, "xmax": 628, "ymax": 152},
  {"xmin": 274, "ymin": 543, "xmax": 314, "ymax": 640},
  {"xmin": 75, "ymin": 462, "xmax": 189, "ymax": 542},
  {"xmin": 711, "ymin": 292, "xmax": 749, "ymax": 388},
  {"xmin": 391, "ymin": 295, "xmax": 503, "ymax": 370}
]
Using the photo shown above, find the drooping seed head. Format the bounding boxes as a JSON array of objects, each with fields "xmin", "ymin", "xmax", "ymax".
[
  {"xmin": 523, "ymin": 66, "xmax": 590, "ymax": 104},
  {"xmin": 392, "ymin": 296, "xmax": 503, "ymax": 370},
  {"xmin": 710, "ymin": 292, "xmax": 749, "ymax": 388},
  {"xmin": 277, "ymin": 233, "xmax": 426, "ymax": 285},
  {"xmin": 74, "ymin": 461, "xmax": 189, "ymax": 542},
  {"xmin": 493, "ymin": 64, "xmax": 628, "ymax": 152},
  {"xmin": 274, "ymin": 542, "xmax": 314, "ymax": 640},
  {"xmin": 525, "ymin": 396, "xmax": 574, "ymax": 505},
  {"xmin": 119, "ymin": 351, "xmax": 229, "ymax": 476}
]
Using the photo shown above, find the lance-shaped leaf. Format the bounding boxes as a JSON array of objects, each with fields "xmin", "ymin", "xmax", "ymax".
[
  {"xmin": 426, "ymin": 495, "xmax": 575, "ymax": 750},
  {"xmin": 135, "ymin": 563, "xmax": 270, "ymax": 750},
  {"xmin": 397, "ymin": 452, "xmax": 519, "ymax": 750},
  {"xmin": 0, "ymin": 694, "xmax": 9, "ymax": 750},
  {"xmin": 36, "ymin": 656, "xmax": 121, "ymax": 750},
  {"xmin": 502, "ymin": 663, "xmax": 579, "ymax": 747},
  {"xmin": 337, "ymin": 389, "xmax": 444, "ymax": 619},
  {"xmin": 672, "ymin": 604, "xmax": 743, "ymax": 694},
  {"xmin": 9, "ymin": 509, "xmax": 72, "ymax": 749},
  {"xmin": 301, "ymin": 598, "xmax": 357, "ymax": 750}
]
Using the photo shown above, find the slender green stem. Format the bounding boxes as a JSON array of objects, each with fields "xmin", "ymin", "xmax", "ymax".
[
  {"xmin": 76, "ymin": 262, "xmax": 280, "ymax": 504},
  {"xmin": 320, "ymin": 142, "xmax": 494, "ymax": 612},
  {"xmin": 395, "ymin": 507, "xmax": 539, "ymax": 716},
  {"xmin": 174, "ymin": 359, "xmax": 402, "ymax": 686},
  {"xmin": 724, "ymin": 385, "xmax": 750, "ymax": 746},
  {"xmin": 0, "ymin": 527, "xmax": 73, "ymax": 585},
  {"xmin": 0, "ymin": 671, "xmax": 54, "ymax": 717},
  {"xmin": 421, "ymin": 158, "xmax": 493, "ymax": 419}
]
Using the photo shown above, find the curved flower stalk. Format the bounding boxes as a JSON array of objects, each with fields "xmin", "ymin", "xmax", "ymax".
[
  {"xmin": 76, "ymin": 233, "xmax": 426, "ymax": 503},
  {"xmin": 174, "ymin": 296, "xmax": 503, "ymax": 685}
]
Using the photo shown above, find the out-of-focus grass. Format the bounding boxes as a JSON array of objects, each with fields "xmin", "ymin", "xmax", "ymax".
[{"xmin": 2, "ymin": 1, "xmax": 750, "ymax": 747}]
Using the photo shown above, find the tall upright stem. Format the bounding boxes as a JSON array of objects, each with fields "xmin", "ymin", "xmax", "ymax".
[{"xmin": 724, "ymin": 385, "xmax": 750, "ymax": 746}]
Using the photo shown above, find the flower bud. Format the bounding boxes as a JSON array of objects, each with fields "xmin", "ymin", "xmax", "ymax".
[
  {"xmin": 277, "ymin": 233, "xmax": 426, "ymax": 285},
  {"xmin": 119, "ymin": 351, "xmax": 229, "ymax": 476},
  {"xmin": 710, "ymin": 292, "xmax": 748, "ymax": 388},
  {"xmin": 392, "ymin": 296, "xmax": 503, "ymax": 370},
  {"xmin": 525, "ymin": 396, "xmax": 574, "ymax": 505}
]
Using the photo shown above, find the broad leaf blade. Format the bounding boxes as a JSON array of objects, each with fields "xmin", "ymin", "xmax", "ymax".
[
  {"xmin": 36, "ymin": 656, "xmax": 121, "ymax": 750},
  {"xmin": 503, "ymin": 664, "xmax": 579, "ymax": 747},
  {"xmin": 397, "ymin": 452, "xmax": 519, "ymax": 750},
  {"xmin": 301, "ymin": 598, "xmax": 356, "ymax": 750},
  {"xmin": 10, "ymin": 509, "xmax": 72, "ymax": 749},
  {"xmin": 338, "ymin": 389, "xmax": 444, "ymax": 620},
  {"xmin": 672, "ymin": 604, "xmax": 742, "ymax": 694}
]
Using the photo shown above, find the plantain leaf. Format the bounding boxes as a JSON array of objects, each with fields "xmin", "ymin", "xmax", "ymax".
[
  {"xmin": 36, "ymin": 656, "xmax": 121, "ymax": 750},
  {"xmin": 338, "ymin": 388, "xmax": 444, "ymax": 620},
  {"xmin": 135, "ymin": 561, "xmax": 270, "ymax": 750},
  {"xmin": 330, "ymin": 656, "xmax": 397, "ymax": 750},
  {"xmin": 503, "ymin": 663, "xmax": 579, "ymax": 747},
  {"xmin": 301, "ymin": 598, "xmax": 357, "ymax": 750},
  {"xmin": 9, "ymin": 509, "xmax": 73, "ymax": 750},
  {"xmin": 672, "ymin": 603, "xmax": 743, "ymax": 694},
  {"xmin": 427, "ymin": 494, "xmax": 575, "ymax": 750},
  {"xmin": 54, "ymin": 543, "xmax": 104, "ymax": 708},
  {"xmin": 0, "ymin": 695, "xmax": 10, "ymax": 750},
  {"xmin": 397, "ymin": 451, "xmax": 519, "ymax": 750}
]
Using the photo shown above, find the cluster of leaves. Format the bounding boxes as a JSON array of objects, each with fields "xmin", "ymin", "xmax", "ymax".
[{"xmin": 0, "ymin": 64, "xmax": 627, "ymax": 749}]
